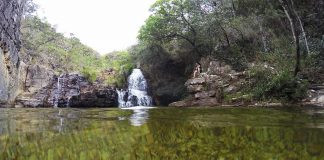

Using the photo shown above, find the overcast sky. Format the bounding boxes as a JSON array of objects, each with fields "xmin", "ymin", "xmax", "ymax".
[{"xmin": 34, "ymin": 0, "xmax": 155, "ymax": 54}]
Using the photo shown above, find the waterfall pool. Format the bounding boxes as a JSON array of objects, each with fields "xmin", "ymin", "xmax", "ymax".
[{"xmin": 1, "ymin": 107, "xmax": 324, "ymax": 159}]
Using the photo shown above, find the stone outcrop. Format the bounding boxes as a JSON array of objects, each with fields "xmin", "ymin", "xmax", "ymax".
[
  {"xmin": 169, "ymin": 60, "xmax": 246, "ymax": 107},
  {"xmin": 24, "ymin": 64, "xmax": 55, "ymax": 93},
  {"xmin": 16, "ymin": 73, "xmax": 118, "ymax": 108},
  {"xmin": 0, "ymin": 0, "xmax": 26, "ymax": 105},
  {"xmin": 306, "ymin": 84, "xmax": 324, "ymax": 107}
]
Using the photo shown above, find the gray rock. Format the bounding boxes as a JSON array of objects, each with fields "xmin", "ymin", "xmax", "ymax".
[
  {"xmin": 194, "ymin": 91, "xmax": 217, "ymax": 99},
  {"xmin": 185, "ymin": 78, "xmax": 206, "ymax": 86},
  {"xmin": 170, "ymin": 59, "xmax": 247, "ymax": 107},
  {"xmin": 16, "ymin": 73, "xmax": 118, "ymax": 108},
  {"xmin": 0, "ymin": 0, "xmax": 26, "ymax": 105},
  {"xmin": 311, "ymin": 95, "xmax": 324, "ymax": 106},
  {"xmin": 169, "ymin": 100, "xmax": 191, "ymax": 107},
  {"xmin": 205, "ymin": 75, "xmax": 220, "ymax": 82},
  {"xmin": 24, "ymin": 65, "xmax": 55, "ymax": 93},
  {"xmin": 224, "ymin": 85, "xmax": 238, "ymax": 93},
  {"xmin": 187, "ymin": 85, "xmax": 205, "ymax": 93}
]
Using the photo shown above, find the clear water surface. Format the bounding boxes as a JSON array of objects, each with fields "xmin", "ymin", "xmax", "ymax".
[{"xmin": 0, "ymin": 107, "xmax": 324, "ymax": 159}]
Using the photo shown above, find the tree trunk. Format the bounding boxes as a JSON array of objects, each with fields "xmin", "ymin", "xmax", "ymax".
[
  {"xmin": 290, "ymin": 0, "xmax": 310, "ymax": 55},
  {"xmin": 231, "ymin": 0, "xmax": 236, "ymax": 17},
  {"xmin": 257, "ymin": 16, "xmax": 268, "ymax": 52},
  {"xmin": 219, "ymin": 24, "xmax": 230, "ymax": 47},
  {"xmin": 294, "ymin": 31, "xmax": 301, "ymax": 76},
  {"xmin": 288, "ymin": 0, "xmax": 303, "ymax": 75},
  {"xmin": 280, "ymin": 0, "xmax": 301, "ymax": 76}
]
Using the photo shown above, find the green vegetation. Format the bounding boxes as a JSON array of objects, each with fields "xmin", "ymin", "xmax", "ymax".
[
  {"xmin": 21, "ymin": 16, "xmax": 104, "ymax": 74},
  {"xmin": 20, "ymin": 16, "xmax": 134, "ymax": 86},
  {"xmin": 132, "ymin": 0, "xmax": 324, "ymax": 103},
  {"xmin": 21, "ymin": 0, "xmax": 324, "ymax": 104},
  {"xmin": 247, "ymin": 66, "xmax": 308, "ymax": 102},
  {"xmin": 104, "ymin": 51, "xmax": 135, "ymax": 87}
]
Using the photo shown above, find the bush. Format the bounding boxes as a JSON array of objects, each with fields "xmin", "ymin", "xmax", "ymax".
[
  {"xmin": 103, "ymin": 51, "xmax": 135, "ymax": 87},
  {"xmin": 81, "ymin": 67, "xmax": 98, "ymax": 83},
  {"xmin": 247, "ymin": 66, "xmax": 309, "ymax": 103}
]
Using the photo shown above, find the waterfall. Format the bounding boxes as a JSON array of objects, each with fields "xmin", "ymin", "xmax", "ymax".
[
  {"xmin": 117, "ymin": 69, "xmax": 152, "ymax": 108},
  {"xmin": 52, "ymin": 74, "xmax": 82, "ymax": 108},
  {"xmin": 117, "ymin": 89, "xmax": 127, "ymax": 107},
  {"xmin": 54, "ymin": 76, "xmax": 63, "ymax": 108}
]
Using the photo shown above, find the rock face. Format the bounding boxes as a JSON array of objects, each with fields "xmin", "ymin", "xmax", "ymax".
[
  {"xmin": 24, "ymin": 65, "xmax": 55, "ymax": 93},
  {"xmin": 307, "ymin": 84, "xmax": 324, "ymax": 107},
  {"xmin": 169, "ymin": 60, "xmax": 246, "ymax": 107},
  {"xmin": 16, "ymin": 73, "xmax": 118, "ymax": 108},
  {"xmin": 0, "ymin": 0, "xmax": 26, "ymax": 105}
]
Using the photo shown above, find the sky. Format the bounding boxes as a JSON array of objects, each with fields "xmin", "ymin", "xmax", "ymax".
[{"xmin": 33, "ymin": 0, "xmax": 155, "ymax": 54}]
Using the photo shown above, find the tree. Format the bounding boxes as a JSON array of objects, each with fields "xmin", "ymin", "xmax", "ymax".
[
  {"xmin": 139, "ymin": 0, "xmax": 212, "ymax": 57},
  {"xmin": 279, "ymin": 0, "xmax": 302, "ymax": 76}
]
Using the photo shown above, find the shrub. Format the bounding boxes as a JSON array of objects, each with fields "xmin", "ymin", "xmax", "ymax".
[
  {"xmin": 247, "ymin": 66, "xmax": 309, "ymax": 103},
  {"xmin": 81, "ymin": 67, "xmax": 98, "ymax": 83}
]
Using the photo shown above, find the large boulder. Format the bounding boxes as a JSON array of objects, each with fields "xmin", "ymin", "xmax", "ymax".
[{"xmin": 307, "ymin": 85, "xmax": 324, "ymax": 106}]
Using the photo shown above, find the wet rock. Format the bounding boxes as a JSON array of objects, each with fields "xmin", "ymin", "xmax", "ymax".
[
  {"xmin": 16, "ymin": 73, "xmax": 117, "ymax": 108},
  {"xmin": 169, "ymin": 98, "xmax": 219, "ymax": 107},
  {"xmin": 169, "ymin": 100, "xmax": 191, "ymax": 107},
  {"xmin": 128, "ymin": 95, "xmax": 139, "ymax": 107},
  {"xmin": 192, "ymin": 98, "xmax": 219, "ymax": 106}
]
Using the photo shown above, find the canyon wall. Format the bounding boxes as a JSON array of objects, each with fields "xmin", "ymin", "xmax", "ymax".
[{"xmin": 0, "ymin": 0, "xmax": 26, "ymax": 105}]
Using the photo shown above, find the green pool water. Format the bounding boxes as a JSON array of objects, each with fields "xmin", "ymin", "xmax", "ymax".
[{"xmin": 0, "ymin": 107, "xmax": 324, "ymax": 159}]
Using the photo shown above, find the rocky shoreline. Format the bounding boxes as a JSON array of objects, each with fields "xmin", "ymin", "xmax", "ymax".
[
  {"xmin": 8, "ymin": 60, "xmax": 324, "ymax": 108},
  {"xmin": 2, "ymin": 61, "xmax": 322, "ymax": 108},
  {"xmin": 170, "ymin": 60, "xmax": 324, "ymax": 108}
]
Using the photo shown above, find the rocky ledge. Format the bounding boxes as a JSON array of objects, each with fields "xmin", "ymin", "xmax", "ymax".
[
  {"xmin": 305, "ymin": 84, "xmax": 324, "ymax": 107},
  {"xmin": 16, "ymin": 73, "xmax": 117, "ymax": 108},
  {"xmin": 170, "ymin": 60, "xmax": 247, "ymax": 107},
  {"xmin": 170, "ymin": 59, "xmax": 324, "ymax": 107}
]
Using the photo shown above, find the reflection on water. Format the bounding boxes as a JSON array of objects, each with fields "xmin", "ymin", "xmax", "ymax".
[
  {"xmin": 123, "ymin": 106, "xmax": 155, "ymax": 126},
  {"xmin": 129, "ymin": 109, "xmax": 149, "ymax": 126},
  {"xmin": 54, "ymin": 109, "xmax": 64, "ymax": 132},
  {"xmin": 0, "ymin": 107, "xmax": 324, "ymax": 159}
]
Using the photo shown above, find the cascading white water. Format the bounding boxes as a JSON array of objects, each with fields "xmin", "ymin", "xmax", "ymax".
[
  {"xmin": 117, "ymin": 69, "xmax": 152, "ymax": 108},
  {"xmin": 54, "ymin": 76, "xmax": 63, "ymax": 108},
  {"xmin": 117, "ymin": 89, "xmax": 127, "ymax": 107}
]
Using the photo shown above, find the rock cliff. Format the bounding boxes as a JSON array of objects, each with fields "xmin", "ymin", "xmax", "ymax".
[
  {"xmin": 16, "ymin": 73, "xmax": 118, "ymax": 108},
  {"xmin": 0, "ymin": 0, "xmax": 26, "ymax": 105}
]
